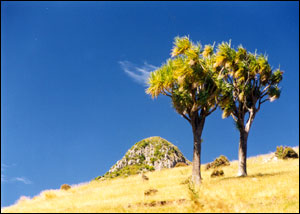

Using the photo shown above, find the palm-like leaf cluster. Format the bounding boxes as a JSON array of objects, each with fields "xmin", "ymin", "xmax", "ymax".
[
  {"xmin": 213, "ymin": 42, "xmax": 283, "ymax": 121},
  {"xmin": 146, "ymin": 37, "xmax": 219, "ymax": 121},
  {"xmin": 146, "ymin": 37, "xmax": 283, "ymax": 125}
]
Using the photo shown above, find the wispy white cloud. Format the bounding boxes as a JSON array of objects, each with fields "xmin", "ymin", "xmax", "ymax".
[
  {"xmin": 1, "ymin": 163, "xmax": 32, "ymax": 184},
  {"xmin": 119, "ymin": 61, "xmax": 158, "ymax": 86},
  {"xmin": 12, "ymin": 177, "xmax": 32, "ymax": 185}
]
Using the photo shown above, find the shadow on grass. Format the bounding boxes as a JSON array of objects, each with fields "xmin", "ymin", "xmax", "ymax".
[{"xmin": 219, "ymin": 171, "xmax": 286, "ymax": 181}]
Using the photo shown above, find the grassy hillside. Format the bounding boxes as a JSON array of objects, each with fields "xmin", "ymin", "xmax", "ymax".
[{"xmin": 2, "ymin": 148, "xmax": 299, "ymax": 213}]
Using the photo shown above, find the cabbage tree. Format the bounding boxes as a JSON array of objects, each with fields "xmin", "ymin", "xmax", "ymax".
[
  {"xmin": 214, "ymin": 42, "xmax": 283, "ymax": 176},
  {"xmin": 146, "ymin": 37, "xmax": 219, "ymax": 184}
]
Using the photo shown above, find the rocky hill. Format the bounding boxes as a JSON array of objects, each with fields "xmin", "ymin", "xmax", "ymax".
[{"xmin": 96, "ymin": 136, "xmax": 189, "ymax": 179}]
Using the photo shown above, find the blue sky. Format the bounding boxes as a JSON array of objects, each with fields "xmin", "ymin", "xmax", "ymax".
[{"xmin": 1, "ymin": 1, "xmax": 299, "ymax": 207}]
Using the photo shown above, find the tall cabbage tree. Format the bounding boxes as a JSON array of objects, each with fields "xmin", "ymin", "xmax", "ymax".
[
  {"xmin": 214, "ymin": 42, "xmax": 283, "ymax": 176},
  {"xmin": 146, "ymin": 36, "xmax": 219, "ymax": 184}
]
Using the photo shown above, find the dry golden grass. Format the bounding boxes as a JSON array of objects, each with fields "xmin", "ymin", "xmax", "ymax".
[{"xmin": 2, "ymin": 148, "xmax": 299, "ymax": 213}]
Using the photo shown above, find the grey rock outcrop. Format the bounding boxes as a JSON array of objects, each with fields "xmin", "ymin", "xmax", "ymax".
[{"xmin": 103, "ymin": 136, "xmax": 189, "ymax": 178}]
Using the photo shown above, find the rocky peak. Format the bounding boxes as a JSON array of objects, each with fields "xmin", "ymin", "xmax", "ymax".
[{"xmin": 100, "ymin": 136, "xmax": 189, "ymax": 179}]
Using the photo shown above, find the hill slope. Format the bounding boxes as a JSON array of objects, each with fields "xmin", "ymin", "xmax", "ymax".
[{"xmin": 2, "ymin": 147, "xmax": 299, "ymax": 213}]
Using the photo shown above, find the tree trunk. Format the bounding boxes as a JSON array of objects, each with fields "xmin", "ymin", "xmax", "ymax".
[
  {"xmin": 238, "ymin": 129, "xmax": 248, "ymax": 176},
  {"xmin": 237, "ymin": 110, "xmax": 255, "ymax": 177},
  {"xmin": 191, "ymin": 115, "xmax": 205, "ymax": 185}
]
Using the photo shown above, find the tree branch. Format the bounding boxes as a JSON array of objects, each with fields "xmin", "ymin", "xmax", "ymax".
[
  {"xmin": 244, "ymin": 71, "xmax": 250, "ymax": 88},
  {"xmin": 166, "ymin": 88, "xmax": 173, "ymax": 94},
  {"xmin": 162, "ymin": 89, "xmax": 172, "ymax": 98},
  {"xmin": 181, "ymin": 113, "xmax": 191, "ymax": 123},
  {"xmin": 260, "ymin": 92, "xmax": 268, "ymax": 99},
  {"xmin": 206, "ymin": 105, "xmax": 217, "ymax": 116},
  {"xmin": 257, "ymin": 94, "xmax": 270, "ymax": 111},
  {"xmin": 259, "ymin": 98, "xmax": 270, "ymax": 105},
  {"xmin": 261, "ymin": 84, "xmax": 271, "ymax": 95},
  {"xmin": 242, "ymin": 95, "xmax": 252, "ymax": 112},
  {"xmin": 231, "ymin": 113, "xmax": 238, "ymax": 122},
  {"xmin": 245, "ymin": 109, "xmax": 255, "ymax": 133}
]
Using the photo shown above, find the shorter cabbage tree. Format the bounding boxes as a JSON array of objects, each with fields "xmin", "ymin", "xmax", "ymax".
[{"xmin": 214, "ymin": 42, "xmax": 283, "ymax": 176}]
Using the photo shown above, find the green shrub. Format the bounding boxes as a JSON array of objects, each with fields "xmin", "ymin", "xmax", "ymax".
[
  {"xmin": 275, "ymin": 146, "xmax": 284, "ymax": 159},
  {"xmin": 145, "ymin": 165, "xmax": 155, "ymax": 171},
  {"xmin": 210, "ymin": 169, "xmax": 224, "ymax": 177},
  {"xmin": 102, "ymin": 163, "xmax": 155, "ymax": 179},
  {"xmin": 155, "ymin": 143, "xmax": 163, "ymax": 151},
  {"xmin": 139, "ymin": 154, "xmax": 145, "ymax": 162},
  {"xmin": 154, "ymin": 149, "xmax": 164, "ymax": 160},
  {"xmin": 94, "ymin": 176, "xmax": 103, "ymax": 181},
  {"xmin": 206, "ymin": 155, "xmax": 230, "ymax": 170},
  {"xmin": 167, "ymin": 147, "xmax": 176, "ymax": 155},
  {"xmin": 137, "ymin": 140, "xmax": 149, "ymax": 149},
  {"xmin": 275, "ymin": 146, "xmax": 298, "ymax": 159},
  {"xmin": 150, "ymin": 157, "xmax": 157, "ymax": 165},
  {"xmin": 60, "ymin": 184, "xmax": 71, "ymax": 190}
]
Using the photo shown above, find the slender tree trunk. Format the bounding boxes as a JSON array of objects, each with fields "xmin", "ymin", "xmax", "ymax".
[
  {"xmin": 191, "ymin": 114, "xmax": 206, "ymax": 185},
  {"xmin": 237, "ymin": 109, "xmax": 255, "ymax": 177},
  {"xmin": 238, "ymin": 129, "xmax": 248, "ymax": 176}
]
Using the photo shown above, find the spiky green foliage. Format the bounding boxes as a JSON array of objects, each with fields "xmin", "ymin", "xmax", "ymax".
[
  {"xmin": 146, "ymin": 37, "xmax": 219, "ymax": 122},
  {"xmin": 213, "ymin": 41, "xmax": 283, "ymax": 126}
]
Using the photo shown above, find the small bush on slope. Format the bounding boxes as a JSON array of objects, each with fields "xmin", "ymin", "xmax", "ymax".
[
  {"xmin": 205, "ymin": 155, "xmax": 230, "ymax": 170},
  {"xmin": 275, "ymin": 146, "xmax": 298, "ymax": 159},
  {"xmin": 60, "ymin": 184, "xmax": 71, "ymax": 191},
  {"xmin": 210, "ymin": 169, "xmax": 224, "ymax": 177}
]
